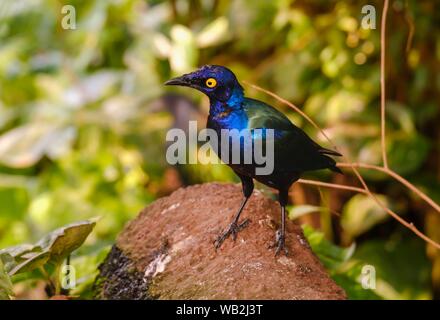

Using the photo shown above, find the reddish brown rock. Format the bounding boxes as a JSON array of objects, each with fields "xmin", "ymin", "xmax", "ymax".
[{"xmin": 94, "ymin": 183, "xmax": 346, "ymax": 300}]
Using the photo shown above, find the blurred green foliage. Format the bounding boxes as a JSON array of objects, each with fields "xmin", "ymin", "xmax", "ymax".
[
  {"xmin": 0, "ymin": 219, "xmax": 96, "ymax": 299},
  {"xmin": 304, "ymin": 224, "xmax": 432, "ymax": 299},
  {"xmin": 0, "ymin": 0, "xmax": 439, "ymax": 299}
]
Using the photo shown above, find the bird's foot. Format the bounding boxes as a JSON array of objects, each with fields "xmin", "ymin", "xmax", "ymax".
[
  {"xmin": 269, "ymin": 229, "xmax": 288, "ymax": 256},
  {"xmin": 214, "ymin": 219, "xmax": 250, "ymax": 249}
]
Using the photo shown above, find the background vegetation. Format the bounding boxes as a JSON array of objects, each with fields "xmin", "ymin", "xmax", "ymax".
[{"xmin": 0, "ymin": 0, "xmax": 439, "ymax": 299}]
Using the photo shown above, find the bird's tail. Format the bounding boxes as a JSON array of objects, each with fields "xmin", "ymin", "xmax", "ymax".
[
  {"xmin": 329, "ymin": 164, "xmax": 343, "ymax": 175},
  {"xmin": 319, "ymin": 147, "xmax": 343, "ymax": 175},
  {"xmin": 318, "ymin": 146, "xmax": 342, "ymax": 157}
]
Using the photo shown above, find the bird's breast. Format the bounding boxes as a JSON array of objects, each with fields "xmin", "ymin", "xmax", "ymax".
[{"xmin": 208, "ymin": 106, "xmax": 248, "ymax": 132}]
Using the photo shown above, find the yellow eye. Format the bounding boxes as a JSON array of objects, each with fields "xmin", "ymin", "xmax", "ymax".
[{"xmin": 205, "ymin": 78, "xmax": 217, "ymax": 88}]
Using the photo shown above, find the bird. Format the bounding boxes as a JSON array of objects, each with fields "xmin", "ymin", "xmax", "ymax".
[{"xmin": 165, "ymin": 65, "xmax": 342, "ymax": 255}]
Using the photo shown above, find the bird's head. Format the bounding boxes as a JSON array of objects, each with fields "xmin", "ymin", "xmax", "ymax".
[{"xmin": 165, "ymin": 65, "xmax": 243, "ymax": 103}]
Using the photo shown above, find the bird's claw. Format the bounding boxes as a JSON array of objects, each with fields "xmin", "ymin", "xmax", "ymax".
[
  {"xmin": 269, "ymin": 229, "xmax": 289, "ymax": 256},
  {"xmin": 214, "ymin": 219, "xmax": 250, "ymax": 249}
]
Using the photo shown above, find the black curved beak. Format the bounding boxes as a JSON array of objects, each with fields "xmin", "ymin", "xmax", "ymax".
[{"xmin": 164, "ymin": 75, "xmax": 191, "ymax": 87}]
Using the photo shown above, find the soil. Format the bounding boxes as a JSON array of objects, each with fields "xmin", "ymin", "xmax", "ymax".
[{"xmin": 94, "ymin": 183, "xmax": 346, "ymax": 300}]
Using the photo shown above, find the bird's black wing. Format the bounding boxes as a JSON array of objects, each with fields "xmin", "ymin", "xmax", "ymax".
[{"xmin": 243, "ymin": 98, "xmax": 341, "ymax": 173}]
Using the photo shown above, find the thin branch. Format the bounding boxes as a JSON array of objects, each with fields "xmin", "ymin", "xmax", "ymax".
[
  {"xmin": 337, "ymin": 162, "xmax": 440, "ymax": 213},
  {"xmin": 404, "ymin": 2, "xmax": 415, "ymax": 53},
  {"xmin": 345, "ymin": 164, "xmax": 440, "ymax": 249},
  {"xmin": 298, "ymin": 178, "xmax": 367, "ymax": 194},
  {"xmin": 381, "ymin": 0, "xmax": 389, "ymax": 168}
]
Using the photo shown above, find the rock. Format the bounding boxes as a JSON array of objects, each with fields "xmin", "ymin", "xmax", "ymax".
[{"xmin": 94, "ymin": 183, "xmax": 346, "ymax": 300}]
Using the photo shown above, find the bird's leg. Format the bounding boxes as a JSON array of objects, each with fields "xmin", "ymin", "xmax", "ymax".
[
  {"xmin": 273, "ymin": 206, "xmax": 288, "ymax": 256},
  {"xmin": 214, "ymin": 196, "xmax": 250, "ymax": 249},
  {"xmin": 271, "ymin": 188, "xmax": 289, "ymax": 256},
  {"xmin": 214, "ymin": 175, "xmax": 253, "ymax": 249}
]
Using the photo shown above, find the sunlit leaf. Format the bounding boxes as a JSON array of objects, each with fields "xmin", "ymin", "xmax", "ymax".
[
  {"xmin": 386, "ymin": 102, "xmax": 415, "ymax": 134},
  {"xmin": 196, "ymin": 17, "xmax": 230, "ymax": 48},
  {"xmin": 152, "ymin": 33, "xmax": 172, "ymax": 58},
  {"xmin": 0, "ymin": 124, "xmax": 76, "ymax": 168},
  {"xmin": 36, "ymin": 220, "xmax": 97, "ymax": 264},
  {"xmin": 0, "ymin": 220, "xmax": 96, "ymax": 276},
  {"xmin": 63, "ymin": 72, "xmax": 120, "ymax": 109},
  {"xmin": 169, "ymin": 25, "xmax": 198, "ymax": 73},
  {"xmin": 341, "ymin": 194, "xmax": 390, "ymax": 241},
  {"xmin": 325, "ymin": 90, "xmax": 366, "ymax": 122},
  {"xmin": 288, "ymin": 204, "xmax": 326, "ymax": 220}
]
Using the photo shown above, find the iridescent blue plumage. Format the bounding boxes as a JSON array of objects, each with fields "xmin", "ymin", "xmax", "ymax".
[{"xmin": 165, "ymin": 65, "xmax": 342, "ymax": 255}]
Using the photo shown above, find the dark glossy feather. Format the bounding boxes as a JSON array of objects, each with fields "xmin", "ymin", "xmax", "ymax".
[{"xmin": 243, "ymin": 98, "xmax": 341, "ymax": 173}]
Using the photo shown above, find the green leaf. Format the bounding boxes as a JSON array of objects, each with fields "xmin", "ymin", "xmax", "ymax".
[
  {"xmin": 0, "ymin": 259, "xmax": 13, "ymax": 300},
  {"xmin": 341, "ymin": 194, "xmax": 389, "ymax": 242},
  {"xmin": 0, "ymin": 220, "xmax": 96, "ymax": 276},
  {"xmin": 169, "ymin": 25, "xmax": 198, "ymax": 73},
  {"xmin": 352, "ymin": 235, "xmax": 432, "ymax": 299},
  {"xmin": 330, "ymin": 261, "xmax": 382, "ymax": 300},
  {"xmin": 288, "ymin": 204, "xmax": 327, "ymax": 220},
  {"xmin": 0, "ymin": 244, "xmax": 35, "ymax": 259},
  {"xmin": 386, "ymin": 102, "xmax": 415, "ymax": 134},
  {"xmin": 0, "ymin": 252, "xmax": 15, "ymax": 273},
  {"xmin": 8, "ymin": 251, "xmax": 50, "ymax": 276},
  {"xmin": 196, "ymin": 17, "xmax": 230, "ymax": 48},
  {"xmin": 0, "ymin": 123, "xmax": 76, "ymax": 168},
  {"xmin": 302, "ymin": 224, "xmax": 379, "ymax": 300},
  {"xmin": 36, "ymin": 220, "xmax": 97, "ymax": 264},
  {"xmin": 1, "ymin": 244, "xmax": 47, "ymax": 276},
  {"xmin": 69, "ymin": 244, "xmax": 111, "ymax": 298},
  {"xmin": 387, "ymin": 133, "xmax": 430, "ymax": 175},
  {"xmin": 302, "ymin": 224, "xmax": 355, "ymax": 270}
]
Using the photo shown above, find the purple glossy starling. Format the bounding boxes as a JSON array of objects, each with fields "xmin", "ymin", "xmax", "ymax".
[{"xmin": 165, "ymin": 65, "xmax": 341, "ymax": 255}]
